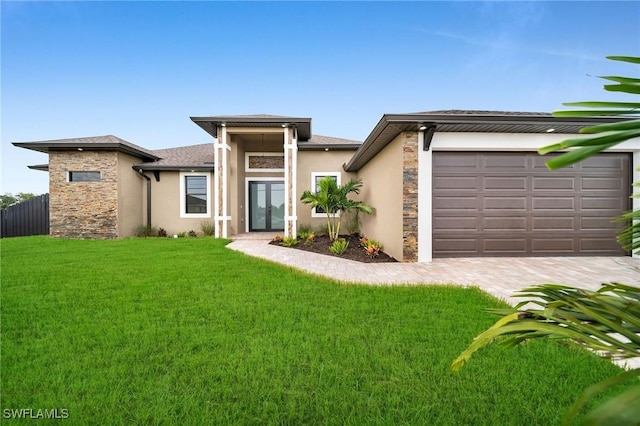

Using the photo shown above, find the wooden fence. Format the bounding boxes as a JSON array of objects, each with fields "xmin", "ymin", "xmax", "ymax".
[{"xmin": 0, "ymin": 194, "xmax": 50, "ymax": 238}]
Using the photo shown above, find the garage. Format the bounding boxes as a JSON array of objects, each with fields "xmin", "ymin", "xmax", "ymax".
[{"xmin": 432, "ymin": 152, "xmax": 631, "ymax": 257}]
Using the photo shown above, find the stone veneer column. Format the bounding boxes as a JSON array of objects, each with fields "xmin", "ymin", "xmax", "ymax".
[
  {"xmin": 283, "ymin": 126, "xmax": 297, "ymax": 238},
  {"xmin": 402, "ymin": 132, "xmax": 419, "ymax": 261},
  {"xmin": 49, "ymin": 151, "xmax": 119, "ymax": 239},
  {"xmin": 214, "ymin": 126, "xmax": 230, "ymax": 238}
]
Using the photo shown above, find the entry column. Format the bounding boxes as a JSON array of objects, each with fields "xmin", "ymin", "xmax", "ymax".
[
  {"xmin": 283, "ymin": 126, "xmax": 298, "ymax": 238},
  {"xmin": 214, "ymin": 125, "xmax": 231, "ymax": 238}
]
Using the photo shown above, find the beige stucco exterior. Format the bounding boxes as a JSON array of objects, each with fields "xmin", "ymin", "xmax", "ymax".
[
  {"xmin": 296, "ymin": 150, "xmax": 358, "ymax": 231},
  {"xmin": 117, "ymin": 152, "xmax": 144, "ymax": 237},
  {"xmin": 357, "ymin": 134, "xmax": 404, "ymax": 261}
]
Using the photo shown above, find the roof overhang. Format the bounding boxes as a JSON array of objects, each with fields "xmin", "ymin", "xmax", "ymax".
[
  {"xmin": 190, "ymin": 116, "xmax": 312, "ymax": 141},
  {"xmin": 12, "ymin": 141, "xmax": 159, "ymax": 162},
  {"xmin": 133, "ymin": 164, "xmax": 214, "ymax": 172},
  {"xmin": 344, "ymin": 112, "xmax": 631, "ymax": 172},
  {"xmin": 298, "ymin": 144, "xmax": 360, "ymax": 151},
  {"xmin": 27, "ymin": 164, "xmax": 49, "ymax": 172}
]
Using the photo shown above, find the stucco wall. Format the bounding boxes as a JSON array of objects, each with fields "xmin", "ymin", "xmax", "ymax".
[
  {"xmin": 49, "ymin": 150, "xmax": 119, "ymax": 239},
  {"xmin": 148, "ymin": 171, "xmax": 214, "ymax": 236},
  {"xmin": 117, "ymin": 152, "xmax": 144, "ymax": 237},
  {"xmin": 358, "ymin": 134, "xmax": 404, "ymax": 261},
  {"xmin": 296, "ymin": 150, "xmax": 358, "ymax": 233}
]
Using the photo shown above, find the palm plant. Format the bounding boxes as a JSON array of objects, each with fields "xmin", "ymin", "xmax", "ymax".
[
  {"xmin": 300, "ymin": 176, "xmax": 373, "ymax": 240},
  {"xmin": 452, "ymin": 55, "xmax": 640, "ymax": 425}
]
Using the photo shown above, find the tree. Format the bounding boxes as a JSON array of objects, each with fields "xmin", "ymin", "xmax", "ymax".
[
  {"xmin": 300, "ymin": 176, "xmax": 373, "ymax": 240},
  {"xmin": 452, "ymin": 55, "xmax": 640, "ymax": 425},
  {"xmin": 1, "ymin": 192, "xmax": 37, "ymax": 209}
]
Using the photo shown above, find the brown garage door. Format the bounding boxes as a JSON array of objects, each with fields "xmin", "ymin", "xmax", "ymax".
[{"xmin": 432, "ymin": 152, "xmax": 630, "ymax": 257}]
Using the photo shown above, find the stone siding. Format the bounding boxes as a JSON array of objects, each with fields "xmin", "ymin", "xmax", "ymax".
[
  {"xmin": 248, "ymin": 154, "xmax": 284, "ymax": 170},
  {"xmin": 49, "ymin": 151, "xmax": 119, "ymax": 239},
  {"xmin": 402, "ymin": 132, "xmax": 419, "ymax": 261}
]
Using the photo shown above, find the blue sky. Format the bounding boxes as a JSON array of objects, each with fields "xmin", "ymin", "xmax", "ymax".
[{"xmin": 2, "ymin": 1, "xmax": 639, "ymax": 195}]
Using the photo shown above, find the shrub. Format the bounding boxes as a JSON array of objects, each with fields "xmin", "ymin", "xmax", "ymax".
[
  {"xmin": 135, "ymin": 225, "xmax": 157, "ymax": 238},
  {"xmin": 157, "ymin": 228, "xmax": 167, "ymax": 238},
  {"xmin": 329, "ymin": 238, "xmax": 349, "ymax": 255},
  {"xmin": 364, "ymin": 239, "xmax": 382, "ymax": 258},
  {"xmin": 201, "ymin": 221, "xmax": 215, "ymax": 236},
  {"xmin": 305, "ymin": 232, "xmax": 315, "ymax": 246},
  {"xmin": 280, "ymin": 237, "xmax": 298, "ymax": 247},
  {"xmin": 298, "ymin": 230, "xmax": 310, "ymax": 240},
  {"xmin": 176, "ymin": 232, "xmax": 187, "ymax": 238},
  {"xmin": 188, "ymin": 230, "xmax": 198, "ymax": 238}
]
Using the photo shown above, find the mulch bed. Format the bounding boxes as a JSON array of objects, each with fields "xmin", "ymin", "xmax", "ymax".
[{"xmin": 269, "ymin": 234, "xmax": 397, "ymax": 263}]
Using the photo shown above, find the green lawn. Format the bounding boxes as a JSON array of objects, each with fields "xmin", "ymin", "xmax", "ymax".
[{"xmin": 0, "ymin": 237, "xmax": 627, "ymax": 424}]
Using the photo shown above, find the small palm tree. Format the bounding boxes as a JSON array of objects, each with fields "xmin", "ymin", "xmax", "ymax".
[{"xmin": 300, "ymin": 176, "xmax": 373, "ymax": 240}]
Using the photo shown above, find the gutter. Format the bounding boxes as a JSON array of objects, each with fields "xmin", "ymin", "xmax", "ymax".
[{"xmin": 137, "ymin": 169, "xmax": 152, "ymax": 227}]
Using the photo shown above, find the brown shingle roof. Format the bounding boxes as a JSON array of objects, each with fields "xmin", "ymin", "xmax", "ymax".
[{"xmin": 136, "ymin": 143, "xmax": 214, "ymax": 170}]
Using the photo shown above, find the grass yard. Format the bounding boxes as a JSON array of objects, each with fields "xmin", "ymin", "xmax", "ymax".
[{"xmin": 0, "ymin": 237, "xmax": 628, "ymax": 424}]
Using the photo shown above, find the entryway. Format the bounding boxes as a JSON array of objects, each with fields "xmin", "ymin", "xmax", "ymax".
[{"xmin": 248, "ymin": 181, "xmax": 285, "ymax": 232}]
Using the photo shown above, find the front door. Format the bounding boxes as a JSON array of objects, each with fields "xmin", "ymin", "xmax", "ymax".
[{"xmin": 249, "ymin": 181, "xmax": 285, "ymax": 232}]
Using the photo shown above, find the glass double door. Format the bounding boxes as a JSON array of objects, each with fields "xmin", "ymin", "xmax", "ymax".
[{"xmin": 249, "ymin": 181, "xmax": 285, "ymax": 232}]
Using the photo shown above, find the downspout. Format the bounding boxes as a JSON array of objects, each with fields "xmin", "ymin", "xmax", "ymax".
[{"xmin": 137, "ymin": 169, "xmax": 152, "ymax": 227}]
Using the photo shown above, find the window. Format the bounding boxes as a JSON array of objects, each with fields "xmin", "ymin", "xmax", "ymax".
[
  {"xmin": 180, "ymin": 172, "xmax": 211, "ymax": 218},
  {"xmin": 310, "ymin": 172, "xmax": 341, "ymax": 218},
  {"xmin": 68, "ymin": 171, "xmax": 100, "ymax": 182}
]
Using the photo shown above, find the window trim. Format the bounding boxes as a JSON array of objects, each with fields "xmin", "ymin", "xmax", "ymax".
[
  {"xmin": 245, "ymin": 152, "xmax": 285, "ymax": 173},
  {"xmin": 180, "ymin": 172, "xmax": 211, "ymax": 218},
  {"xmin": 67, "ymin": 171, "xmax": 101, "ymax": 182},
  {"xmin": 310, "ymin": 172, "xmax": 341, "ymax": 218}
]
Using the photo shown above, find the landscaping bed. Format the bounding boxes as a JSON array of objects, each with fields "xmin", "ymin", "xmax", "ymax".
[{"xmin": 270, "ymin": 233, "xmax": 397, "ymax": 263}]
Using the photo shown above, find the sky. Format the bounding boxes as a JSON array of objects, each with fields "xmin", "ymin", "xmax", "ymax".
[{"xmin": 2, "ymin": 1, "xmax": 639, "ymax": 195}]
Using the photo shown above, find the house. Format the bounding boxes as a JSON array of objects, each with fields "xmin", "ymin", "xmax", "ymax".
[{"xmin": 13, "ymin": 111, "xmax": 640, "ymax": 262}]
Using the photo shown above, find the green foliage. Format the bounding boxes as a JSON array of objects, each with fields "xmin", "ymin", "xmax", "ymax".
[
  {"xmin": 297, "ymin": 223, "xmax": 312, "ymax": 235},
  {"xmin": 1, "ymin": 192, "xmax": 38, "ymax": 209},
  {"xmin": 452, "ymin": 283, "xmax": 640, "ymax": 425},
  {"xmin": 280, "ymin": 236, "xmax": 298, "ymax": 247},
  {"xmin": 297, "ymin": 230, "xmax": 311, "ymax": 240},
  {"xmin": 176, "ymin": 231, "xmax": 187, "ymax": 238},
  {"xmin": 135, "ymin": 224, "xmax": 157, "ymax": 238},
  {"xmin": 363, "ymin": 239, "xmax": 383, "ymax": 257},
  {"xmin": 300, "ymin": 176, "xmax": 373, "ymax": 240},
  {"xmin": 200, "ymin": 221, "xmax": 215, "ymax": 236},
  {"xmin": 457, "ymin": 55, "xmax": 640, "ymax": 426},
  {"xmin": 329, "ymin": 237, "xmax": 349, "ymax": 255}
]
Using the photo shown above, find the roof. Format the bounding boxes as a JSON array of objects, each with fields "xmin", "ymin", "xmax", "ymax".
[
  {"xmin": 135, "ymin": 143, "xmax": 214, "ymax": 171},
  {"xmin": 343, "ymin": 110, "xmax": 631, "ymax": 172},
  {"xmin": 12, "ymin": 135, "xmax": 159, "ymax": 161},
  {"xmin": 299, "ymin": 134, "xmax": 362, "ymax": 151},
  {"xmin": 190, "ymin": 114, "xmax": 312, "ymax": 141}
]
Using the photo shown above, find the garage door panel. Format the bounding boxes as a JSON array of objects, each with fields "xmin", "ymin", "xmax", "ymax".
[
  {"xmin": 434, "ymin": 217, "xmax": 478, "ymax": 230},
  {"xmin": 533, "ymin": 176, "xmax": 576, "ymax": 190},
  {"xmin": 532, "ymin": 217, "xmax": 576, "ymax": 231},
  {"xmin": 484, "ymin": 217, "xmax": 527, "ymax": 230},
  {"xmin": 484, "ymin": 197, "xmax": 527, "ymax": 210},
  {"xmin": 483, "ymin": 155, "xmax": 527, "ymax": 168},
  {"xmin": 433, "ymin": 196, "xmax": 478, "ymax": 210},
  {"xmin": 532, "ymin": 238, "xmax": 576, "ymax": 252},
  {"xmin": 433, "ymin": 176, "xmax": 477, "ymax": 190},
  {"xmin": 433, "ymin": 152, "xmax": 630, "ymax": 257},
  {"xmin": 582, "ymin": 177, "xmax": 625, "ymax": 190},
  {"xmin": 532, "ymin": 197, "xmax": 576, "ymax": 210},
  {"xmin": 484, "ymin": 177, "xmax": 527, "ymax": 190},
  {"xmin": 483, "ymin": 238, "xmax": 527, "ymax": 254}
]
